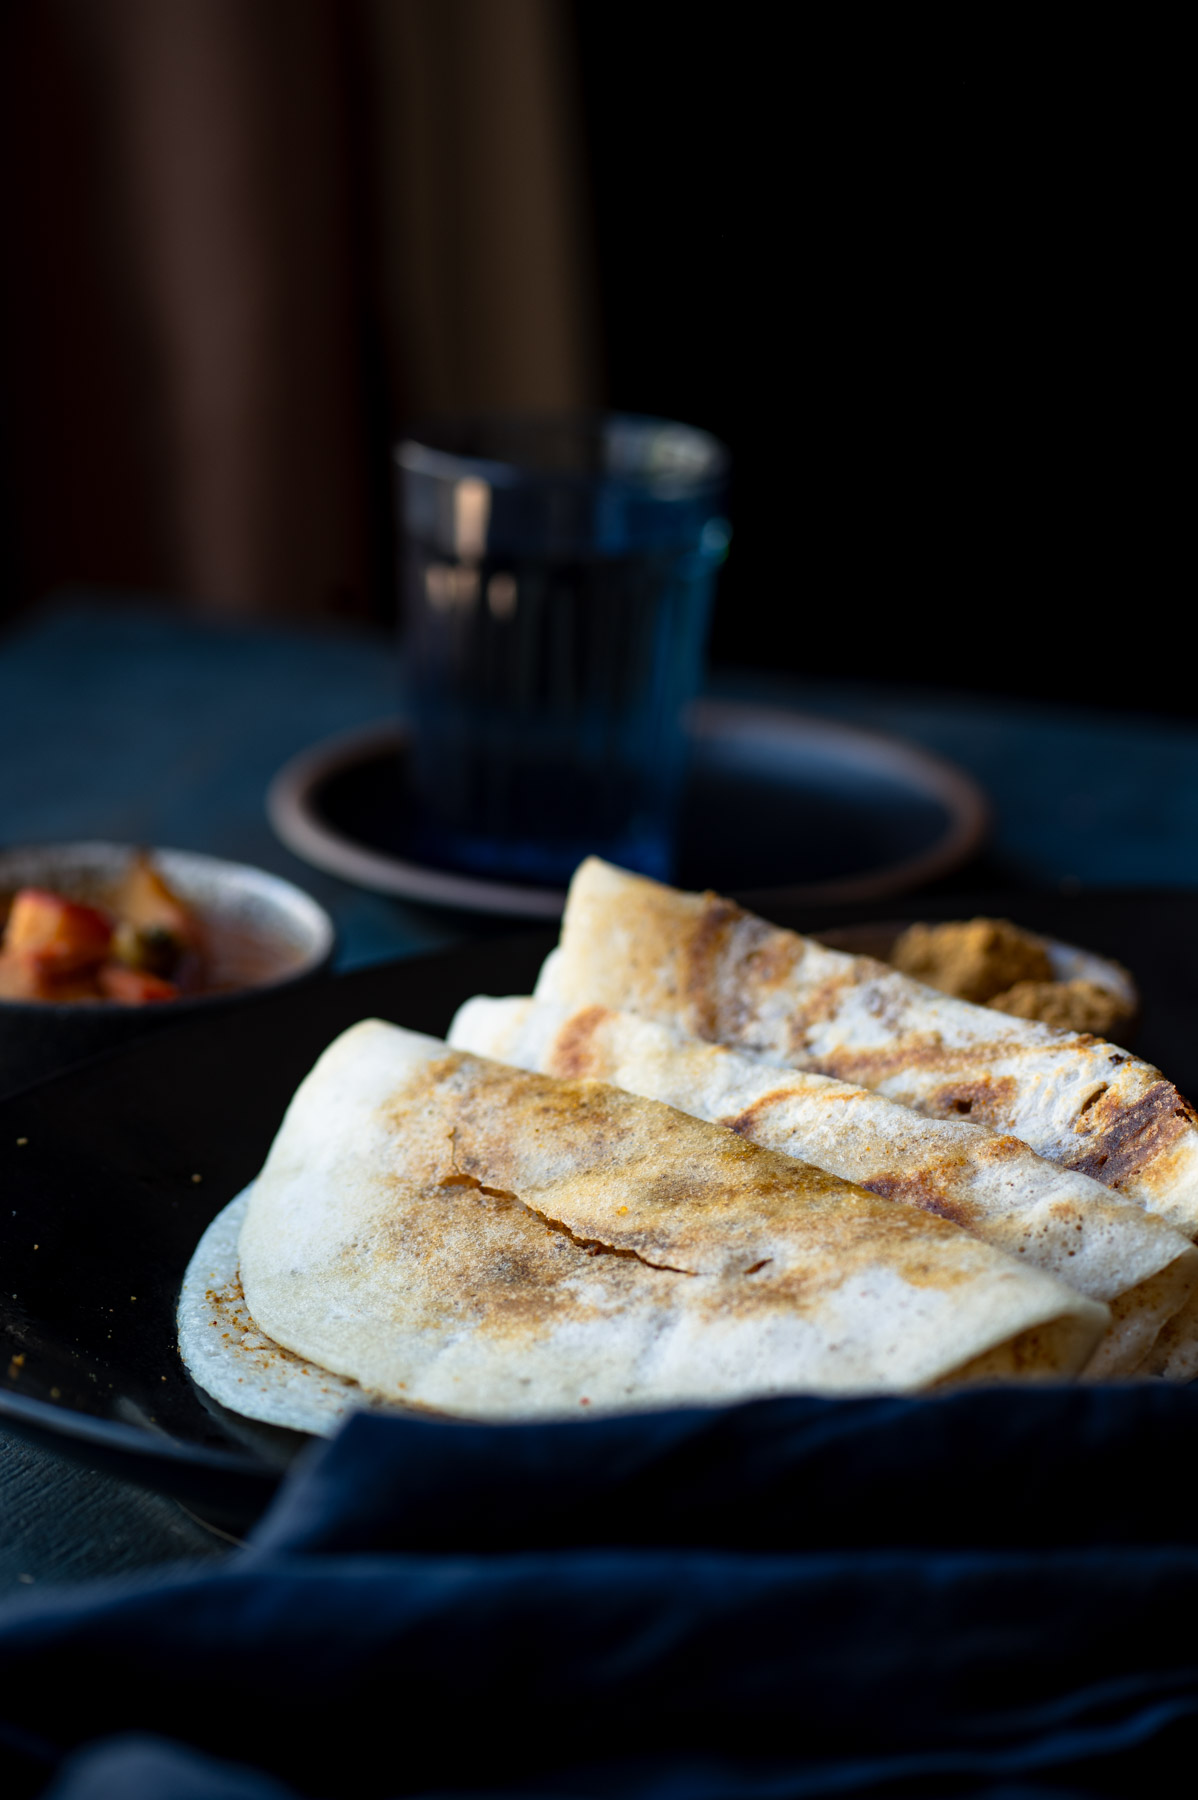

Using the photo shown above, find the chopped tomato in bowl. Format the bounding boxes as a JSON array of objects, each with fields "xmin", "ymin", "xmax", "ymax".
[
  {"xmin": 0, "ymin": 843, "xmax": 334, "ymax": 1097},
  {"xmin": 0, "ymin": 855, "xmax": 202, "ymax": 1006}
]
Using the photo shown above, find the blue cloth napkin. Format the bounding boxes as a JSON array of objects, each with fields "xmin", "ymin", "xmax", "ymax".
[{"xmin": 3, "ymin": 1386, "xmax": 1198, "ymax": 1798}]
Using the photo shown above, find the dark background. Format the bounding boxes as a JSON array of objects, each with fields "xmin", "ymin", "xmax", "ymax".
[
  {"xmin": 575, "ymin": 9, "xmax": 1183, "ymax": 708},
  {"xmin": 0, "ymin": 4, "xmax": 1183, "ymax": 712}
]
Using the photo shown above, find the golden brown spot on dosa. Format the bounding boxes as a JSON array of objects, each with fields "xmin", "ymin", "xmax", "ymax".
[
  {"xmin": 549, "ymin": 1005, "xmax": 612, "ymax": 1078},
  {"xmin": 800, "ymin": 1032, "xmax": 976, "ymax": 1087},
  {"xmin": 856, "ymin": 1170, "xmax": 974, "ymax": 1231},
  {"xmin": 684, "ymin": 893, "xmax": 749, "ymax": 1039},
  {"xmin": 790, "ymin": 974, "xmax": 860, "ymax": 1034},
  {"xmin": 1064, "ymin": 1082, "xmax": 1198, "ymax": 1188},
  {"xmin": 972, "ymin": 1134, "xmax": 1031, "ymax": 1163},
  {"xmin": 718, "ymin": 1089, "xmax": 802, "ymax": 1140},
  {"xmin": 925, "ymin": 1076, "xmax": 1019, "ymax": 1126},
  {"xmin": 741, "ymin": 931, "xmax": 804, "ymax": 990}
]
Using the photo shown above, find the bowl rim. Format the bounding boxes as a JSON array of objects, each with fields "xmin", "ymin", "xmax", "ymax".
[{"xmin": 0, "ymin": 840, "xmax": 335, "ymax": 1014}]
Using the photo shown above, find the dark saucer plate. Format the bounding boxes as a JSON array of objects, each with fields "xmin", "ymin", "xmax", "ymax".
[
  {"xmin": 266, "ymin": 700, "xmax": 989, "ymax": 919},
  {"xmin": 3, "ymin": 890, "xmax": 1191, "ymax": 1531}
]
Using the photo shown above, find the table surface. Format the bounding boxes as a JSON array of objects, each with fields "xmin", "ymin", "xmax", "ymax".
[{"xmin": 4, "ymin": 593, "xmax": 1198, "ymax": 1591}]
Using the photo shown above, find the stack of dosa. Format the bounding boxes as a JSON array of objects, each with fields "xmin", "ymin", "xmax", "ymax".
[
  {"xmin": 450, "ymin": 996, "xmax": 1198, "ymax": 1377},
  {"xmin": 182, "ymin": 1019, "xmax": 1111, "ymax": 1426},
  {"xmin": 536, "ymin": 861, "xmax": 1198, "ymax": 1238},
  {"xmin": 528, "ymin": 857, "xmax": 1198, "ymax": 1377}
]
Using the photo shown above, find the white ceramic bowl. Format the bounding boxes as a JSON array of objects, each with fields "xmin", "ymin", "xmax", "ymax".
[{"xmin": 0, "ymin": 843, "xmax": 335, "ymax": 1096}]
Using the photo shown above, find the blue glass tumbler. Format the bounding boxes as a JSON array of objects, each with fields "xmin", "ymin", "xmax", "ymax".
[{"xmin": 396, "ymin": 414, "xmax": 730, "ymax": 885}]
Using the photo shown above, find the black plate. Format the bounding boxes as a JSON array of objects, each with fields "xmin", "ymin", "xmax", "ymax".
[
  {"xmin": 0, "ymin": 932, "xmax": 554, "ymax": 1528},
  {"xmin": 4, "ymin": 891, "xmax": 1198, "ymax": 1530}
]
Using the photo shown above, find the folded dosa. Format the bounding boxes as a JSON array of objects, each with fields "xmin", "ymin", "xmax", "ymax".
[
  {"xmin": 178, "ymin": 1186, "xmax": 371, "ymax": 1436},
  {"xmin": 537, "ymin": 860, "xmax": 1198, "ymax": 1240},
  {"xmin": 233, "ymin": 1020, "xmax": 1107, "ymax": 1416},
  {"xmin": 450, "ymin": 996, "xmax": 1198, "ymax": 1377}
]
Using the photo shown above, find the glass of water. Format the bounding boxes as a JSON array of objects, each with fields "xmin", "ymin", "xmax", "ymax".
[{"xmin": 396, "ymin": 414, "xmax": 729, "ymax": 886}]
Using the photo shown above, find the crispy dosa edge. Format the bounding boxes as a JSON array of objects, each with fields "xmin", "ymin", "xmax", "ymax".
[
  {"xmin": 540, "ymin": 859, "xmax": 1198, "ymax": 1234},
  {"xmin": 178, "ymin": 1187, "xmax": 366, "ymax": 1435}
]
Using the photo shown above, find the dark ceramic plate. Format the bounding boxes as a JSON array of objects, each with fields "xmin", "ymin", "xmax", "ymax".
[
  {"xmin": 3, "ymin": 891, "xmax": 1197, "ymax": 1531},
  {"xmin": 267, "ymin": 702, "xmax": 988, "ymax": 918},
  {"xmin": 0, "ymin": 933, "xmax": 551, "ymax": 1530}
]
